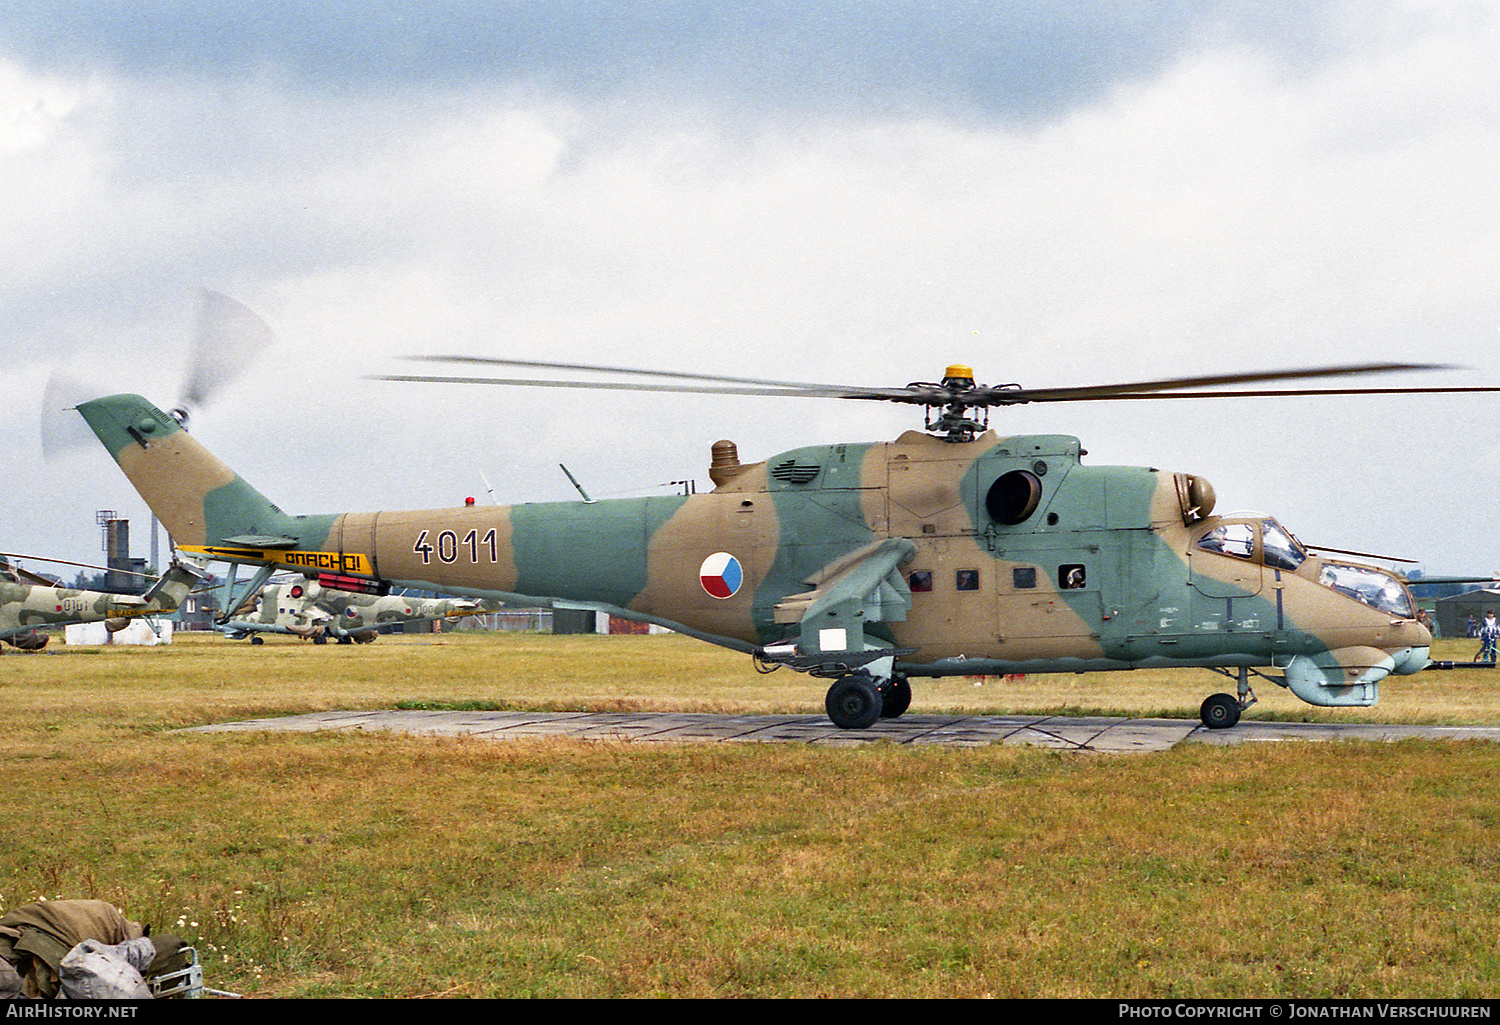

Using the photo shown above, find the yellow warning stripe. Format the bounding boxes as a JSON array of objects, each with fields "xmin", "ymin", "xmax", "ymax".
[{"xmin": 181, "ymin": 545, "xmax": 372, "ymax": 576}]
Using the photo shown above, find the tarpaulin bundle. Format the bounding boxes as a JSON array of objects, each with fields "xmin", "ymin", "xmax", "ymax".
[{"xmin": 0, "ymin": 899, "xmax": 186, "ymax": 1000}]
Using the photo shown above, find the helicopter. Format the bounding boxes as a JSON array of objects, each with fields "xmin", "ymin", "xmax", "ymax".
[
  {"xmin": 0, "ymin": 553, "xmax": 206, "ymax": 651},
  {"xmin": 71, "ymin": 358, "xmax": 1499, "ymax": 729},
  {"xmin": 218, "ymin": 575, "xmax": 490, "ymax": 645}
]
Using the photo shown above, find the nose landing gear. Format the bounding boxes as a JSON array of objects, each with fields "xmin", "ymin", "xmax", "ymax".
[{"xmin": 1199, "ymin": 667, "xmax": 1257, "ymax": 729}]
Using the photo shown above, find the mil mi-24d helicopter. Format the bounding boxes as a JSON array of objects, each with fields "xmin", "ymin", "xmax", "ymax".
[
  {"xmin": 0, "ymin": 553, "xmax": 206, "ymax": 651},
  {"xmin": 73, "ymin": 357, "xmax": 1500, "ymax": 729},
  {"xmin": 218, "ymin": 575, "xmax": 490, "ymax": 645}
]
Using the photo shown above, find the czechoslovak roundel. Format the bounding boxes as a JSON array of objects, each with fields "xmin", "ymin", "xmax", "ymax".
[{"xmin": 699, "ymin": 552, "xmax": 743, "ymax": 599}]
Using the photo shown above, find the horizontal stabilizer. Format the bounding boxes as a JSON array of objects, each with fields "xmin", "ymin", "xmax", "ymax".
[
  {"xmin": 139, "ymin": 560, "xmax": 212, "ymax": 614},
  {"xmin": 220, "ymin": 535, "xmax": 302, "ymax": 549}
]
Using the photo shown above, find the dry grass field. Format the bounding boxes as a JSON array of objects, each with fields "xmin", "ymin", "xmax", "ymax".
[{"xmin": 2, "ymin": 630, "xmax": 1498, "ymax": 998}]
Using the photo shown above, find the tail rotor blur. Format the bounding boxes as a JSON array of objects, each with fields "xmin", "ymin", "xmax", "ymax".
[
  {"xmin": 169, "ymin": 288, "xmax": 276, "ymax": 429},
  {"xmin": 41, "ymin": 289, "xmax": 277, "ymax": 451}
]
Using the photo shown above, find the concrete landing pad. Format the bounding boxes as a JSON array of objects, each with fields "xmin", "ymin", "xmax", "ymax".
[{"xmin": 182, "ymin": 709, "xmax": 1500, "ymax": 754}]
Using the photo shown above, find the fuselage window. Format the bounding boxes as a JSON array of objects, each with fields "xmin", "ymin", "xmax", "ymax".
[
  {"xmin": 1196, "ymin": 523, "xmax": 1255, "ymax": 560},
  {"xmin": 1059, "ymin": 565, "xmax": 1086, "ymax": 589},
  {"xmin": 1013, "ymin": 567, "xmax": 1037, "ymax": 589},
  {"xmin": 910, "ymin": 570, "xmax": 933, "ymax": 593},
  {"xmin": 956, "ymin": 569, "xmax": 980, "ymax": 592}
]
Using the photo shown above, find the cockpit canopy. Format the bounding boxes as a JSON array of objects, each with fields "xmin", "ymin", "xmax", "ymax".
[
  {"xmin": 1317, "ymin": 562, "xmax": 1415, "ymax": 619},
  {"xmin": 1194, "ymin": 515, "xmax": 1307, "ymax": 572},
  {"xmin": 1193, "ymin": 514, "xmax": 1415, "ymax": 618}
]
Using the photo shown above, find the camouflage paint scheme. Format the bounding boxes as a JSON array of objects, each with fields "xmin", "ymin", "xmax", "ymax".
[
  {"xmin": 0, "ymin": 562, "xmax": 202, "ymax": 649},
  {"xmin": 77, "ymin": 394, "xmax": 1431, "ymax": 724},
  {"xmin": 221, "ymin": 580, "xmax": 485, "ymax": 644}
]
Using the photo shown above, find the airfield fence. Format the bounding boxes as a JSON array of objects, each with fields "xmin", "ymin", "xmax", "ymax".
[
  {"xmin": 173, "ymin": 609, "xmax": 555, "ymax": 633},
  {"xmin": 455, "ymin": 610, "xmax": 554, "ymax": 632}
]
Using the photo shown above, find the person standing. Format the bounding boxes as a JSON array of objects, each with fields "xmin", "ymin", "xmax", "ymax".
[{"xmin": 1480, "ymin": 611, "xmax": 1500, "ymax": 664}]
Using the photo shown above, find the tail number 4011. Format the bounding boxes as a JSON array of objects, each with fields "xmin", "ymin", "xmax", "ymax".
[{"xmin": 413, "ymin": 528, "xmax": 499, "ymax": 566}]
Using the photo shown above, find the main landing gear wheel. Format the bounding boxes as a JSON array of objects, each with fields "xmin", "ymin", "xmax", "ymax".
[
  {"xmin": 1199, "ymin": 692, "xmax": 1241, "ymax": 730},
  {"xmin": 825, "ymin": 673, "xmax": 884, "ymax": 730},
  {"xmin": 879, "ymin": 676, "xmax": 912, "ymax": 719}
]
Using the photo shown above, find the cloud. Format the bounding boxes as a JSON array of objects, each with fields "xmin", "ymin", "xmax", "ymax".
[{"xmin": 2, "ymin": 1, "xmax": 1349, "ymax": 120}]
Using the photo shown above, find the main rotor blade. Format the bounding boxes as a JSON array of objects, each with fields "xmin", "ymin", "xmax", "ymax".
[
  {"xmin": 0, "ymin": 552, "xmax": 158, "ymax": 579},
  {"xmin": 402, "ymin": 355, "xmax": 906, "ymax": 399},
  {"xmin": 1017, "ymin": 385, "xmax": 1500, "ymax": 401},
  {"xmin": 1302, "ymin": 543, "xmax": 1419, "ymax": 564},
  {"xmin": 0, "ymin": 558, "xmax": 66, "ymax": 587},
  {"xmin": 975, "ymin": 362, "xmax": 1458, "ymax": 405},
  {"xmin": 1402, "ymin": 574, "xmax": 1500, "ymax": 585},
  {"xmin": 372, "ymin": 373, "xmax": 918, "ymax": 400}
]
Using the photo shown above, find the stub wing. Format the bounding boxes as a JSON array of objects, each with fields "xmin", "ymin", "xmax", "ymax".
[{"xmin": 773, "ymin": 539, "xmax": 917, "ymax": 656}]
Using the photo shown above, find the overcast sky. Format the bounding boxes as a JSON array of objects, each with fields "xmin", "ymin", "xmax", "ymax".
[{"xmin": 2, "ymin": 1, "xmax": 1497, "ymax": 583}]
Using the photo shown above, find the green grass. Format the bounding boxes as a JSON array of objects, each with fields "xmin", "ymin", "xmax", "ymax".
[{"xmin": 2, "ymin": 631, "xmax": 1497, "ymax": 997}]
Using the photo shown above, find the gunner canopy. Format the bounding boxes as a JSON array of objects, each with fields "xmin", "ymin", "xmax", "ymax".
[{"xmin": 1318, "ymin": 561, "xmax": 1416, "ymax": 619}]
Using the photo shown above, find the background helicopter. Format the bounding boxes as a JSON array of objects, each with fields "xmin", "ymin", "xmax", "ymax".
[
  {"xmin": 217, "ymin": 574, "xmax": 490, "ymax": 645},
  {"xmin": 74, "ymin": 357, "xmax": 1499, "ymax": 729},
  {"xmin": 0, "ymin": 552, "xmax": 206, "ymax": 651}
]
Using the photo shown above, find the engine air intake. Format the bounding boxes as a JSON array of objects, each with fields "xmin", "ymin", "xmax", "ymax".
[{"xmin": 986, "ymin": 470, "xmax": 1043, "ymax": 525}]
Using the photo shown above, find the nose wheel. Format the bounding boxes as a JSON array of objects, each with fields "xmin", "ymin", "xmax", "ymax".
[
  {"xmin": 1199, "ymin": 692, "xmax": 1241, "ymax": 729},
  {"xmin": 1199, "ymin": 668, "xmax": 1257, "ymax": 729}
]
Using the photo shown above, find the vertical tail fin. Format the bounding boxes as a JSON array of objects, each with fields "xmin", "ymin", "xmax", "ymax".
[
  {"xmin": 75, "ymin": 394, "xmax": 327, "ymax": 550},
  {"xmin": 140, "ymin": 559, "xmax": 210, "ymax": 613}
]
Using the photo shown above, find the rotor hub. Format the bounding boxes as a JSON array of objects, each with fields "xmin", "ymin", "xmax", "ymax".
[
  {"xmin": 919, "ymin": 363, "xmax": 990, "ymax": 442},
  {"xmin": 942, "ymin": 364, "xmax": 975, "ymax": 387}
]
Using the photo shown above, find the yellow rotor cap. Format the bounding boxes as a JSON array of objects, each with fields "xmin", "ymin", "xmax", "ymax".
[{"xmin": 945, "ymin": 364, "xmax": 975, "ymax": 379}]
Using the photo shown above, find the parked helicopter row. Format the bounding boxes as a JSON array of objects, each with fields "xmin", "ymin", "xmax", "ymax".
[
  {"xmin": 218, "ymin": 576, "xmax": 489, "ymax": 644},
  {"xmin": 65, "ymin": 341, "xmax": 1500, "ymax": 729},
  {"xmin": 1, "ymin": 553, "xmax": 486, "ymax": 650}
]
